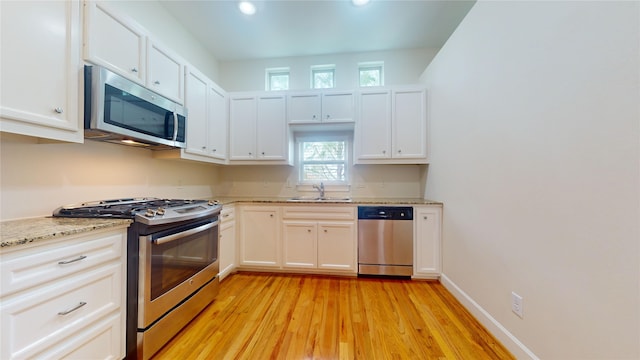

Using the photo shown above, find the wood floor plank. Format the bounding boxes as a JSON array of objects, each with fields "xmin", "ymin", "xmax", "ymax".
[{"xmin": 152, "ymin": 272, "xmax": 514, "ymax": 360}]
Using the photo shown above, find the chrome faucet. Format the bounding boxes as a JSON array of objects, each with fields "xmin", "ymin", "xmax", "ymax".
[{"xmin": 313, "ymin": 182, "xmax": 325, "ymax": 199}]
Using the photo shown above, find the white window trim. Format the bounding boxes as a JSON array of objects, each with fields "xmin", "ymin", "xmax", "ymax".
[
  {"xmin": 310, "ymin": 64, "xmax": 336, "ymax": 89},
  {"xmin": 265, "ymin": 67, "xmax": 290, "ymax": 91},
  {"xmin": 295, "ymin": 133, "xmax": 351, "ymax": 188},
  {"xmin": 358, "ymin": 61, "xmax": 384, "ymax": 87}
]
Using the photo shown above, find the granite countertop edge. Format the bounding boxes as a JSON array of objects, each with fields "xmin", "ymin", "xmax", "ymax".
[
  {"xmin": 0, "ymin": 217, "xmax": 133, "ymax": 250},
  {"xmin": 1, "ymin": 198, "xmax": 441, "ymax": 249},
  {"xmin": 215, "ymin": 197, "xmax": 443, "ymax": 206}
]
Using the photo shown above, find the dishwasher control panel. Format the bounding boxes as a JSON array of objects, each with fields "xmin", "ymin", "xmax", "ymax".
[{"xmin": 357, "ymin": 206, "xmax": 413, "ymax": 220}]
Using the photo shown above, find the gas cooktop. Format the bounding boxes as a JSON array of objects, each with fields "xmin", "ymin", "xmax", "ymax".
[{"xmin": 53, "ymin": 197, "xmax": 221, "ymax": 225}]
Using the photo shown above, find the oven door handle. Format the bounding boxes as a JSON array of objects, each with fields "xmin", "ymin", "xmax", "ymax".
[{"xmin": 153, "ymin": 221, "xmax": 218, "ymax": 245}]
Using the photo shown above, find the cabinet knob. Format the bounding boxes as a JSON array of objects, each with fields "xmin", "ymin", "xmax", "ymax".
[
  {"xmin": 312, "ymin": 115, "xmax": 317, "ymax": 119},
  {"xmin": 324, "ymin": 229, "xmax": 328, "ymax": 233},
  {"xmin": 424, "ymin": 216, "xmax": 428, "ymax": 220},
  {"xmin": 131, "ymin": 67, "xmax": 138, "ymax": 73},
  {"xmin": 202, "ymin": 146, "xmax": 206, "ymax": 150},
  {"xmin": 261, "ymin": 151, "xmax": 265, "ymax": 155},
  {"xmin": 212, "ymin": 149, "xmax": 217, "ymax": 152},
  {"xmin": 307, "ymin": 229, "xmax": 311, "ymax": 233},
  {"xmin": 270, "ymin": 214, "xmax": 274, "ymax": 218},
  {"xmin": 248, "ymin": 152, "xmax": 252, "ymax": 155},
  {"xmin": 154, "ymin": 80, "xmax": 160, "ymax": 85},
  {"xmin": 54, "ymin": 107, "xmax": 63, "ymax": 114},
  {"xmin": 382, "ymin": 150, "xmax": 386, "ymax": 154},
  {"xmin": 398, "ymin": 149, "xmax": 402, "ymax": 153},
  {"xmin": 326, "ymin": 114, "xmax": 330, "ymax": 119}
]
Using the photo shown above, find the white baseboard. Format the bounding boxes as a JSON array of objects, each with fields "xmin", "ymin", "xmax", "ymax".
[{"xmin": 440, "ymin": 273, "xmax": 539, "ymax": 360}]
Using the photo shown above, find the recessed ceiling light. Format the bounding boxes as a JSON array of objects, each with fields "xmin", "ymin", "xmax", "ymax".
[
  {"xmin": 352, "ymin": 0, "xmax": 370, "ymax": 6},
  {"xmin": 238, "ymin": 1, "xmax": 256, "ymax": 15}
]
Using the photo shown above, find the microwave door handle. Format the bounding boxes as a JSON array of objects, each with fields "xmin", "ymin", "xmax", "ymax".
[
  {"xmin": 153, "ymin": 221, "xmax": 218, "ymax": 245},
  {"xmin": 172, "ymin": 112, "xmax": 179, "ymax": 141}
]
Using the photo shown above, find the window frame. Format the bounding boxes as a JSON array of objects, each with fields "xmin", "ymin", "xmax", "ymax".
[
  {"xmin": 296, "ymin": 133, "xmax": 350, "ymax": 186},
  {"xmin": 358, "ymin": 61, "xmax": 384, "ymax": 87},
  {"xmin": 265, "ymin": 67, "xmax": 290, "ymax": 91},
  {"xmin": 310, "ymin": 64, "xmax": 336, "ymax": 89}
]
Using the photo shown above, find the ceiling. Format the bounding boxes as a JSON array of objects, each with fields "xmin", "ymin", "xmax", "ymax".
[{"xmin": 161, "ymin": 0, "xmax": 476, "ymax": 62}]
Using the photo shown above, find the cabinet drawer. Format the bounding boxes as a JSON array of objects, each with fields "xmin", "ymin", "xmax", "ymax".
[
  {"xmin": 282, "ymin": 206, "xmax": 355, "ymax": 220},
  {"xmin": 1, "ymin": 230, "xmax": 124, "ymax": 297},
  {"xmin": 1, "ymin": 263, "xmax": 122, "ymax": 359},
  {"xmin": 221, "ymin": 206, "xmax": 235, "ymax": 223},
  {"xmin": 38, "ymin": 313, "xmax": 123, "ymax": 360}
]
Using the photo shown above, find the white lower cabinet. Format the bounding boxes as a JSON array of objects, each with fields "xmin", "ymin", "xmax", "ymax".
[
  {"xmin": 219, "ymin": 205, "xmax": 237, "ymax": 281},
  {"xmin": 0, "ymin": 227, "xmax": 127, "ymax": 360},
  {"xmin": 282, "ymin": 206, "xmax": 357, "ymax": 274},
  {"xmin": 238, "ymin": 205, "xmax": 281, "ymax": 268},
  {"xmin": 413, "ymin": 205, "xmax": 443, "ymax": 279}
]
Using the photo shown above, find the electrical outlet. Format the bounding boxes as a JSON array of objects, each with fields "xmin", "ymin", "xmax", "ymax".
[{"xmin": 511, "ymin": 292, "xmax": 523, "ymax": 318}]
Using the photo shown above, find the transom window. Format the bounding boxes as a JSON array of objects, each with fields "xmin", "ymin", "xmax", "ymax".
[
  {"xmin": 359, "ymin": 61, "xmax": 384, "ymax": 87},
  {"xmin": 311, "ymin": 65, "xmax": 335, "ymax": 89},
  {"xmin": 266, "ymin": 67, "xmax": 289, "ymax": 91},
  {"xmin": 297, "ymin": 135, "xmax": 348, "ymax": 184}
]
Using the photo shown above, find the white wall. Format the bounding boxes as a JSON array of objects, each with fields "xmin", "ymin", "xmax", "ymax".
[
  {"xmin": 0, "ymin": 133, "xmax": 219, "ymax": 220},
  {"xmin": 421, "ymin": 1, "xmax": 639, "ymax": 358},
  {"xmin": 219, "ymin": 48, "xmax": 438, "ymax": 91}
]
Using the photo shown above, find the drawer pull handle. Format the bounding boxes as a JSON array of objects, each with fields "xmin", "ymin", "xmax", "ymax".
[
  {"xmin": 58, "ymin": 301, "xmax": 87, "ymax": 316},
  {"xmin": 58, "ymin": 255, "xmax": 87, "ymax": 265}
]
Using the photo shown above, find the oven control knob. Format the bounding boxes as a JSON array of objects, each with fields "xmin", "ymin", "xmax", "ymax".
[
  {"xmin": 156, "ymin": 207, "xmax": 165, "ymax": 216},
  {"xmin": 145, "ymin": 209, "xmax": 156, "ymax": 217}
]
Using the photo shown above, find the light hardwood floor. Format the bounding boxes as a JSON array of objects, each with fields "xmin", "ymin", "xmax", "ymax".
[{"xmin": 152, "ymin": 272, "xmax": 514, "ymax": 360}]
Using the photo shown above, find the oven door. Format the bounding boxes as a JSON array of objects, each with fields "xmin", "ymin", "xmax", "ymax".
[{"xmin": 138, "ymin": 218, "xmax": 219, "ymax": 329}]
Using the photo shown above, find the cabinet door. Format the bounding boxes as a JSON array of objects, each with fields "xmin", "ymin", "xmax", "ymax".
[
  {"xmin": 414, "ymin": 207, "xmax": 442, "ymax": 277},
  {"xmin": 147, "ymin": 41, "xmax": 184, "ymax": 103},
  {"xmin": 356, "ymin": 90, "xmax": 392, "ymax": 160},
  {"xmin": 321, "ymin": 92, "xmax": 354, "ymax": 123},
  {"xmin": 219, "ymin": 220, "xmax": 236, "ymax": 280},
  {"xmin": 287, "ymin": 93, "xmax": 321, "ymax": 123},
  {"xmin": 256, "ymin": 95, "xmax": 287, "ymax": 160},
  {"xmin": 282, "ymin": 222, "xmax": 317, "ymax": 269},
  {"xmin": 0, "ymin": 0, "xmax": 82, "ymax": 143},
  {"xmin": 317, "ymin": 222, "xmax": 356, "ymax": 271},
  {"xmin": 208, "ymin": 83, "xmax": 228, "ymax": 160},
  {"xmin": 392, "ymin": 88, "xmax": 427, "ymax": 159},
  {"xmin": 184, "ymin": 67, "xmax": 208, "ymax": 157},
  {"xmin": 239, "ymin": 207, "xmax": 280, "ymax": 267},
  {"xmin": 84, "ymin": 1, "xmax": 146, "ymax": 83},
  {"xmin": 229, "ymin": 96, "xmax": 257, "ymax": 160}
]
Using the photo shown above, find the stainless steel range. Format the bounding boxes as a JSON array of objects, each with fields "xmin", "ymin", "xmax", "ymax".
[{"xmin": 54, "ymin": 198, "xmax": 222, "ymax": 360}]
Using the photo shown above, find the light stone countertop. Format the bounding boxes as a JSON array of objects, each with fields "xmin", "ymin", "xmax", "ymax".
[
  {"xmin": 214, "ymin": 197, "xmax": 443, "ymax": 206},
  {"xmin": 0, "ymin": 198, "xmax": 441, "ymax": 250},
  {"xmin": 0, "ymin": 217, "xmax": 132, "ymax": 249}
]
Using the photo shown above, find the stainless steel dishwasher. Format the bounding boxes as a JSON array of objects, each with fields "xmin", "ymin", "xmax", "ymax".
[{"xmin": 358, "ymin": 206, "xmax": 413, "ymax": 277}]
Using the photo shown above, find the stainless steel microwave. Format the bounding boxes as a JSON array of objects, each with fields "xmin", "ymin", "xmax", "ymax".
[{"xmin": 84, "ymin": 65, "xmax": 186, "ymax": 149}]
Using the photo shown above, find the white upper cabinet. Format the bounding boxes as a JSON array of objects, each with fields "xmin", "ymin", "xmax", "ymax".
[
  {"xmin": 84, "ymin": 1, "xmax": 185, "ymax": 103},
  {"xmin": 181, "ymin": 65, "xmax": 227, "ymax": 164},
  {"xmin": 288, "ymin": 91, "xmax": 354, "ymax": 124},
  {"xmin": 355, "ymin": 89, "xmax": 392, "ymax": 159},
  {"xmin": 84, "ymin": 1, "xmax": 146, "ymax": 84},
  {"xmin": 229, "ymin": 92, "xmax": 290, "ymax": 164},
  {"xmin": 355, "ymin": 86, "xmax": 428, "ymax": 164},
  {"xmin": 147, "ymin": 41, "xmax": 184, "ymax": 104},
  {"xmin": 0, "ymin": 0, "xmax": 83, "ymax": 143},
  {"xmin": 392, "ymin": 88, "xmax": 427, "ymax": 160}
]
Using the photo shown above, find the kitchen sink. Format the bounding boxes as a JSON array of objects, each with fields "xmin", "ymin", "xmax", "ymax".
[{"xmin": 287, "ymin": 196, "xmax": 353, "ymax": 203}]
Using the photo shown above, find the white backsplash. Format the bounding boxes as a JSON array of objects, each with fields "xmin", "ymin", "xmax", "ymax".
[{"xmin": 1, "ymin": 133, "xmax": 427, "ymax": 221}]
